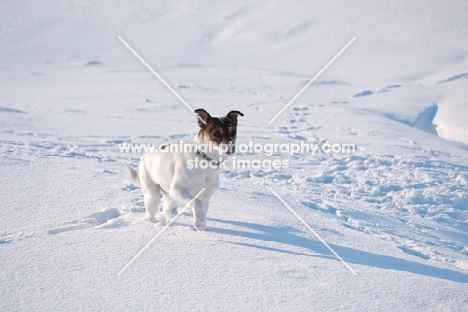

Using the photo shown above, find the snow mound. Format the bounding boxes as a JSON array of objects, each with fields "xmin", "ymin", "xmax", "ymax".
[{"xmin": 384, "ymin": 103, "xmax": 438, "ymax": 134}]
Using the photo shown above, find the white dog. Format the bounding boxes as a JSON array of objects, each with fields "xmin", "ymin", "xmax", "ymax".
[{"xmin": 127, "ymin": 109, "xmax": 243, "ymax": 231}]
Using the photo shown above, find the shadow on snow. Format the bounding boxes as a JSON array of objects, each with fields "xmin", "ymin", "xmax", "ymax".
[{"xmin": 208, "ymin": 217, "xmax": 468, "ymax": 284}]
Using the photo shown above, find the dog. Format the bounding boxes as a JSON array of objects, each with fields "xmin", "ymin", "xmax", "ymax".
[{"xmin": 127, "ymin": 109, "xmax": 243, "ymax": 231}]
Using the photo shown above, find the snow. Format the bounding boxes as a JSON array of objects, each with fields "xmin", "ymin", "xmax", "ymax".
[{"xmin": 1, "ymin": 0, "xmax": 468, "ymax": 310}]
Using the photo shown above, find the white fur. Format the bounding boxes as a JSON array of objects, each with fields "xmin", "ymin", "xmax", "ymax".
[{"xmin": 127, "ymin": 137, "xmax": 229, "ymax": 232}]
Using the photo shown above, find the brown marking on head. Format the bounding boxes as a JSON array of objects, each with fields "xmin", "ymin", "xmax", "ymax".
[{"xmin": 194, "ymin": 108, "xmax": 244, "ymax": 155}]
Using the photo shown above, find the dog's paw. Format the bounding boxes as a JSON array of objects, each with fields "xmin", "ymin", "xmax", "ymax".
[
  {"xmin": 146, "ymin": 215, "xmax": 157, "ymax": 223},
  {"xmin": 159, "ymin": 217, "xmax": 168, "ymax": 227},
  {"xmin": 194, "ymin": 220, "xmax": 206, "ymax": 232},
  {"xmin": 158, "ymin": 212, "xmax": 174, "ymax": 227}
]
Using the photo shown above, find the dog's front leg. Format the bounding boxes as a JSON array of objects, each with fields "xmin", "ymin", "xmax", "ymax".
[{"xmin": 169, "ymin": 186, "xmax": 205, "ymax": 231}]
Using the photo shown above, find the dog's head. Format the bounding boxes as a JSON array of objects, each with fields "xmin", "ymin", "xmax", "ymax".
[{"xmin": 195, "ymin": 108, "xmax": 244, "ymax": 156}]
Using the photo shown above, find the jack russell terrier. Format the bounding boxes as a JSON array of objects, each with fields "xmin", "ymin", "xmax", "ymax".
[{"xmin": 127, "ymin": 109, "xmax": 243, "ymax": 231}]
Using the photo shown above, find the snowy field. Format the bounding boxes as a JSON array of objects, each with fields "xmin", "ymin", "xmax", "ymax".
[{"xmin": 1, "ymin": 1, "xmax": 468, "ymax": 311}]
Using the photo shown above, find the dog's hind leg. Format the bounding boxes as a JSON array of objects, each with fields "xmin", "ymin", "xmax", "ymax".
[
  {"xmin": 158, "ymin": 190, "xmax": 177, "ymax": 226},
  {"xmin": 161, "ymin": 190, "xmax": 177, "ymax": 215},
  {"xmin": 139, "ymin": 172, "xmax": 161, "ymax": 222},
  {"xmin": 143, "ymin": 185, "xmax": 161, "ymax": 222}
]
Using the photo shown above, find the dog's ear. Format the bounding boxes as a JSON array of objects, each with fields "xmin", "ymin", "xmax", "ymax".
[
  {"xmin": 194, "ymin": 109, "xmax": 211, "ymax": 128},
  {"xmin": 225, "ymin": 111, "xmax": 244, "ymax": 126}
]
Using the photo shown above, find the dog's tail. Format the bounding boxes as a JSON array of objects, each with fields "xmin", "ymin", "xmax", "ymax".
[{"xmin": 127, "ymin": 165, "xmax": 140, "ymax": 186}]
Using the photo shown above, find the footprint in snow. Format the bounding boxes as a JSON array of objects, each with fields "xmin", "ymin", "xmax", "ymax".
[
  {"xmin": 48, "ymin": 208, "xmax": 123, "ymax": 235},
  {"xmin": 353, "ymin": 89, "xmax": 374, "ymax": 97},
  {"xmin": 437, "ymin": 72, "xmax": 468, "ymax": 84}
]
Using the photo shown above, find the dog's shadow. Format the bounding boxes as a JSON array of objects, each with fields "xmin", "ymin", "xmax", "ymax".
[{"xmin": 207, "ymin": 217, "xmax": 468, "ymax": 283}]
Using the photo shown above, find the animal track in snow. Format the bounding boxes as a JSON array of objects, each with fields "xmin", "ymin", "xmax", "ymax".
[
  {"xmin": 354, "ymin": 89, "xmax": 374, "ymax": 97},
  {"xmin": 437, "ymin": 72, "xmax": 468, "ymax": 84},
  {"xmin": 48, "ymin": 208, "xmax": 122, "ymax": 235},
  {"xmin": 0, "ymin": 107, "xmax": 27, "ymax": 114}
]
